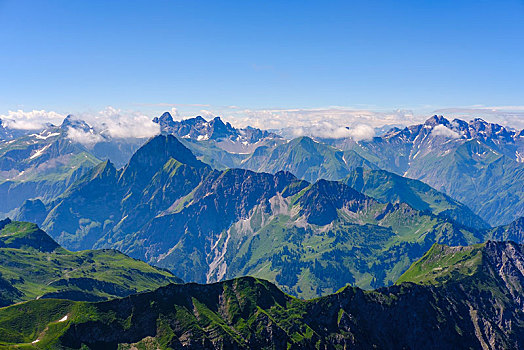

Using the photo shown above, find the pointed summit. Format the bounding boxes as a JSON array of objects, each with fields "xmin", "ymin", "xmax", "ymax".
[
  {"xmin": 60, "ymin": 115, "xmax": 91, "ymax": 132},
  {"xmin": 153, "ymin": 112, "xmax": 174, "ymax": 124},
  {"xmin": 209, "ymin": 116, "xmax": 236, "ymax": 139},
  {"xmin": 119, "ymin": 134, "xmax": 208, "ymax": 187},
  {"xmin": 297, "ymin": 179, "xmax": 370, "ymax": 225},
  {"xmin": 424, "ymin": 115, "xmax": 450, "ymax": 127},
  {"xmin": 193, "ymin": 115, "xmax": 207, "ymax": 123}
]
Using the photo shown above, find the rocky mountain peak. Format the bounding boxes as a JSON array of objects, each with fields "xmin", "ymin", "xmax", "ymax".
[
  {"xmin": 60, "ymin": 115, "xmax": 92, "ymax": 132},
  {"xmin": 131, "ymin": 134, "xmax": 204, "ymax": 168},
  {"xmin": 119, "ymin": 134, "xmax": 208, "ymax": 188},
  {"xmin": 208, "ymin": 116, "xmax": 230, "ymax": 138},
  {"xmin": 152, "ymin": 112, "xmax": 174, "ymax": 126},
  {"xmin": 297, "ymin": 179, "xmax": 370, "ymax": 225},
  {"xmin": 0, "ymin": 218, "xmax": 11, "ymax": 231},
  {"xmin": 152, "ymin": 113, "xmax": 279, "ymax": 146},
  {"xmin": 424, "ymin": 115, "xmax": 450, "ymax": 127}
]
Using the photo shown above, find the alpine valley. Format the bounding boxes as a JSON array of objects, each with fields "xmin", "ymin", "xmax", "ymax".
[{"xmin": 0, "ymin": 113, "xmax": 523, "ymax": 349}]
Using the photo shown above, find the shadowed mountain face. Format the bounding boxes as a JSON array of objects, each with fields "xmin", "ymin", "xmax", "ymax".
[
  {"xmin": 4, "ymin": 113, "xmax": 521, "ymax": 228},
  {"xmin": 16, "ymin": 133, "xmax": 522, "ymax": 298},
  {"xmin": 0, "ymin": 218, "xmax": 181, "ymax": 307},
  {"xmin": 26, "ymin": 134, "xmax": 211, "ymax": 251},
  {"xmin": 2, "ymin": 241, "xmax": 524, "ymax": 349}
]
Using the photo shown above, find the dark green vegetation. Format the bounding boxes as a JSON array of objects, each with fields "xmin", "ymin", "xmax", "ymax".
[
  {"xmin": 0, "ymin": 241, "xmax": 523, "ymax": 349},
  {"xmin": 16, "ymin": 134, "xmax": 523, "ymax": 298},
  {"xmin": 3, "ymin": 114, "xmax": 523, "ymax": 228},
  {"xmin": 0, "ymin": 218, "xmax": 181, "ymax": 307}
]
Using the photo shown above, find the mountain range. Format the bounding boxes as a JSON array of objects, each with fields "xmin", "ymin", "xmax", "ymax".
[
  {"xmin": 330, "ymin": 116, "xmax": 524, "ymax": 226},
  {"xmin": 152, "ymin": 113, "xmax": 523, "ymax": 226},
  {"xmin": 153, "ymin": 112, "xmax": 282, "ymax": 154},
  {"xmin": 2, "ymin": 113, "xmax": 522, "ymax": 227},
  {"xmin": 1, "ymin": 111, "xmax": 524, "ymax": 348},
  {"xmin": 0, "ymin": 240, "xmax": 523, "ymax": 349},
  {"xmin": 15, "ymin": 134, "xmax": 523, "ymax": 298}
]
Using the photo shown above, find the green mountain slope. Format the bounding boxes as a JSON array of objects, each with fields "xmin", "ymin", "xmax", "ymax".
[
  {"xmin": 0, "ymin": 218, "xmax": 181, "ymax": 307},
  {"xmin": 18, "ymin": 135, "xmax": 521, "ymax": 298},
  {"xmin": 0, "ymin": 116, "xmax": 151, "ymax": 219},
  {"xmin": 242, "ymin": 136, "xmax": 377, "ymax": 183},
  {"xmin": 343, "ymin": 167, "xmax": 490, "ymax": 230},
  {"xmin": 31, "ymin": 135, "xmax": 212, "ymax": 251},
  {"xmin": 156, "ymin": 115, "xmax": 523, "ymax": 226},
  {"xmin": 121, "ymin": 171, "xmax": 485, "ymax": 298},
  {"xmin": 1, "ymin": 241, "xmax": 524, "ymax": 349}
]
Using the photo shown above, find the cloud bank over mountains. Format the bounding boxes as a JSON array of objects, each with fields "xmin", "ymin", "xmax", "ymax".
[
  {"xmin": 1, "ymin": 110, "xmax": 65, "ymax": 130},
  {"xmin": 1, "ymin": 105, "xmax": 523, "ymax": 145},
  {"xmin": 0, "ymin": 107, "xmax": 161, "ymax": 145}
]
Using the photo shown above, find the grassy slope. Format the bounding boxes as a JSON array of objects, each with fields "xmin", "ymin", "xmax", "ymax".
[
  {"xmin": 0, "ymin": 221, "xmax": 181, "ymax": 306},
  {"xmin": 396, "ymin": 243, "xmax": 485, "ymax": 285},
  {"xmin": 343, "ymin": 167, "xmax": 490, "ymax": 230},
  {"xmin": 0, "ymin": 240, "xmax": 521, "ymax": 350},
  {"xmin": 214, "ymin": 184, "xmax": 482, "ymax": 298}
]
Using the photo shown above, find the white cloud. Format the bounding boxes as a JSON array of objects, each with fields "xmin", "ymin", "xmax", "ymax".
[
  {"xmin": 0, "ymin": 107, "xmax": 160, "ymax": 141},
  {"xmin": 66, "ymin": 127, "xmax": 104, "ymax": 146},
  {"xmin": 0, "ymin": 110, "xmax": 66, "ymax": 130},
  {"xmin": 170, "ymin": 104, "xmax": 524, "ymax": 134},
  {"xmin": 347, "ymin": 124, "xmax": 376, "ymax": 141},
  {"xmin": 175, "ymin": 107, "xmax": 412, "ymax": 140},
  {"xmin": 288, "ymin": 121, "xmax": 373, "ymax": 140},
  {"xmin": 198, "ymin": 109, "xmax": 216, "ymax": 119},
  {"xmin": 170, "ymin": 106, "xmax": 408, "ymax": 140},
  {"xmin": 170, "ymin": 108, "xmax": 179, "ymax": 117},
  {"xmin": 432, "ymin": 124, "xmax": 460, "ymax": 139},
  {"xmin": 90, "ymin": 107, "xmax": 160, "ymax": 139},
  {"xmin": 219, "ymin": 107, "xmax": 420, "ymax": 131}
]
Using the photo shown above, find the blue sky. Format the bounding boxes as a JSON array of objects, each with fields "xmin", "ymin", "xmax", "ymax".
[{"xmin": 1, "ymin": 0, "xmax": 524, "ymax": 128}]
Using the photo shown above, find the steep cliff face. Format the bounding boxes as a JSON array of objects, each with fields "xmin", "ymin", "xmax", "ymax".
[
  {"xmin": 488, "ymin": 217, "xmax": 524, "ymax": 243},
  {"xmin": 1, "ymin": 241, "xmax": 523, "ymax": 349}
]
